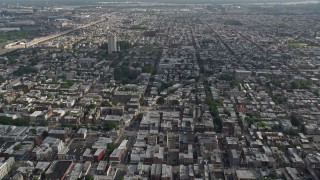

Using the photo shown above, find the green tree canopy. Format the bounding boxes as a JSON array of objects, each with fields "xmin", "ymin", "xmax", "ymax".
[
  {"xmin": 104, "ymin": 122, "xmax": 117, "ymax": 131},
  {"xmin": 0, "ymin": 75, "xmax": 5, "ymax": 84},
  {"xmin": 13, "ymin": 65, "xmax": 38, "ymax": 76},
  {"xmin": 142, "ymin": 65, "xmax": 155, "ymax": 73},
  {"xmin": 101, "ymin": 100, "xmax": 112, "ymax": 107},
  {"xmin": 114, "ymin": 66, "xmax": 139, "ymax": 84},
  {"xmin": 0, "ymin": 116, "xmax": 29, "ymax": 126},
  {"xmin": 156, "ymin": 97, "xmax": 165, "ymax": 105},
  {"xmin": 117, "ymin": 41, "xmax": 132, "ymax": 51},
  {"xmin": 42, "ymin": 130, "xmax": 49, "ymax": 138},
  {"xmin": 291, "ymin": 79, "xmax": 312, "ymax": 89},
  {"xmin": 85, "ymin": 174, "xmax": 94, "ymax": 180},
  {"xmin": 29, "ymin": 129, "xmax": 37, "ymax": 135}
]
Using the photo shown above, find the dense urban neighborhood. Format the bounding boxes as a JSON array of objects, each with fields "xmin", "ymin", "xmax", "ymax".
[{"xmin": 0, "ymin": 0, "xmax": 319, "ymax": 180}]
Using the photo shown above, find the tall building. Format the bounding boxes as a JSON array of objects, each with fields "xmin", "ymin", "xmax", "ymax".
[{"xmin": 108, "ymin": 34, "xmax": 117, "ymax": 54}]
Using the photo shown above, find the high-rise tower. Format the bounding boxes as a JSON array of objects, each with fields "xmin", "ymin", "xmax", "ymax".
[{"xmin": 108, "ymin": 34, "xmax": 117, "ymax": 55}]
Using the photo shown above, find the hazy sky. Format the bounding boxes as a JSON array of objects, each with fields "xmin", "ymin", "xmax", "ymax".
[{"xmin": 1, "ymin": 0, "xmax": 319, "ymax": 6}]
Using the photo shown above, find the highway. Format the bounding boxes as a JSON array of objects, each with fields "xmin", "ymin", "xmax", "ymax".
[{"xmin": 0, "ymin": 16, "xmax": 108, "ymax": 56}]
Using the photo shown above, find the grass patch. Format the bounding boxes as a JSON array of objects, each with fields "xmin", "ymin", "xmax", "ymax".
[
  {"xmin": 288, "ymin": 43, "xmax": 308, "ymax": 47},
  {"xmin": 130, "ymin": 25, "xmax": 148, "ymax": 30},
  {"xmin": 60, "ymin": 80, "xmax": 75, "ymax": 89},
  {"xmin": 140, "ymin": 45, "xmax": 160, "ymax": 53},
  {"xmin": 0, "ymin": 30, "xmax": 40, "ymax": 45}
]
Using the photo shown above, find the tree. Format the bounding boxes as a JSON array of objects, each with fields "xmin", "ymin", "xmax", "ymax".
[
  {"xmin": 14, "ymin": 144, "xmax": 22, "ymax": 151},
  {"xmin": 86, "ymin": 103, "xmax": 96, "ymax": 110},
  {"xmin": 47, "ymin": 93, "xmax": 53, "ymax": 99},
  {"xmin": 136, "ymin": 113, "xmax": 143, "ymax": 122},
  {"xmin": 188, "ymin": 108, "xmax": 194, "ymax": 117},
  {"xmin": 29, "ymin": 129, "xmax": 37, "ymax": 135},
  {"xmin": 107, "ymin": 142, "xmax": 115, "ymax": 153},
  {"xmin": 287, "ymin": 129, "xmax": 299, "ymax": 136},
  {"xmin": 158, "ymin": 82, "xmax": 174, "ymax": 93},
  {"xmin": 139, "ymin": 97, "xmax": 144, "ymax": 106},
  {"xmin": 290, "ymin": 114, "xmax": 301, "ymax": 127},
  {"xmin": 0, "ymin": 116, "xmax": 29, "ymax": 126},
  {"xmin": 0, "ymin": 75, "xmax": 5, "ymax": 84},
  {"xmin": 60, "ymin": 80, "xmax": 75, "ymax": 89},
  {"xmin": 245, "ymin": 113, "xmax": 253, "ymax": 118},
  {"xmin": 223, "ymin": 108, "xmax": 231, "ymax": 116},
  {"xmin": 246, "ymin": 116, "xmax": 254, "ymax": 125},
  {"xmin": 172, "ymin": 100, "xmax": 179, "ymax": 106},
  {"xmin": 205, "ymin": 84, "xmax": 223, "ymax": 132},
  {"xmin": 101, "ymin": 100, "xmax": 112, "ymax": 107},
  {"xmin": 114, "ymin": 66, "xmax": 139, "ymax": 84},
  {"xmin": 291, "ymin": 80, "xmax": 301, "ymax": 89},
  {"xmin": 42, "ymin": 130, "xmax": 49, "ymax": 138},
  {"xmin": 117, "ymin": 41, "xmax": 132, "ymax": 51},
  {"xmin": 13, "ymin": 65, "xmax": 38, "ymax": 76},
  {"xmin": 291, "ymin": 79, "xmax": 312, "ymax": 89},
  {"xmin": 218, "ymin": 74, "xmax": 235, "ymax": 81},
  {"xmin": 272, "ymin": 94, "xmax": 288, "ymax": 104},
  {"xmin": 117, "ymin": 111, "xmax": 124, "ymax": 116},
  {"xmin": 99, "ymin": 43, "xmax": 108, "ymax": 50},
  {"xmin": 156, "ymin": 97, "xmax": 165, "ymax": 105},
  {"xmin": 214, "ymin": 116, "xmax": 223, "ymax": 133},
  {"xmin": 85, "ymin": 174, "xmax": 94, "ymax": 180},
  {"xmin": 8, "ymin": 59, "xmax": 18, "ymax": 65},
  {"xmin": 104, "ymin": 122, "xmax": 117, "ymax": 131},
  {"xmin": 257, "ymin": 121, "xmax": 267, "ymax": 128},
  {"xmin": 29, "ymin": 108, "xmax": 36, "ymax": 114},
  {"xmin": 142, "ymin": 65, "xmax": 155, "ymax": 73},
  {"xmin": 237, "ymin": 117, "xmax": 244, "ymax": 129}
]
